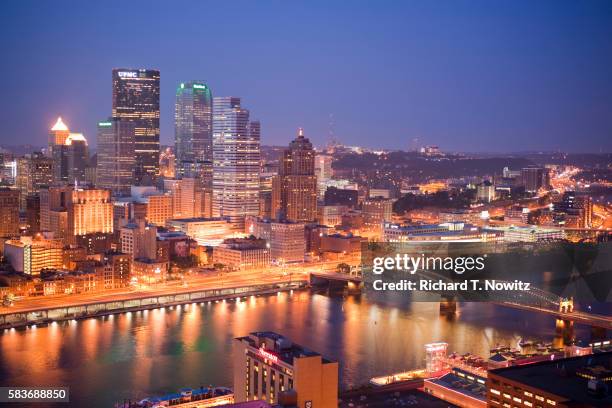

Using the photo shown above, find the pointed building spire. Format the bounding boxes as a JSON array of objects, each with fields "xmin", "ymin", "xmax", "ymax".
[
  {"xmin": 298, "ymin": 127, "xmax": 304, "ymax": 138},
  {"xmin": 51, "ymin": 117, "xmax": 69, "ymax": 132}
]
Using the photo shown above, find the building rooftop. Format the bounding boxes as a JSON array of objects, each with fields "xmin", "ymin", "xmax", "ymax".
[
  {"xmin": 167, "ymin": 217, "xmax": 229, "ymax": 223},
  {"xmin": 236, "ymin": 331, "xmax": 336, "ymax": 366},
  {"xmin": 490, "ymin": 351, "xmax": 612, "ymax": 406},
  {"xmin": 427, "ymin": 368, "xmax": 487, "ymax": 402},
  {"xmin": 51, "ymin": 117, "xmax": 69, "ymax": 132}
]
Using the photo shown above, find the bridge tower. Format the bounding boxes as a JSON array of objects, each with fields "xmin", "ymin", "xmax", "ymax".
[{"xmin": 559, "ymin": 297, "xmax": 574, "ymax": 313}]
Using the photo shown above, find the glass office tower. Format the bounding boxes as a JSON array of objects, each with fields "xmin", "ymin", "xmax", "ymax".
[{"xmin": 112, "ymin": 68, "xmax": 160, "ymax": 184}]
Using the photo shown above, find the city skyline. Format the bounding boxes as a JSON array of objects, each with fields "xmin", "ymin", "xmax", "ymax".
[{"xmin": 1, "ymin": 1, "xmax": 612, "ymax": 153}]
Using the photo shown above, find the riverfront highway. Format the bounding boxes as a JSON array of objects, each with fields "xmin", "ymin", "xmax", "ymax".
[{"xmin": 0, "ymin": 259, "xmax": 357, "ymax": 315}]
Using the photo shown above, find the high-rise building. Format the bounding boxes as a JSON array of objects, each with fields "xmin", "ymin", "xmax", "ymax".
[
  {"xmin": 112, "ymin": 68, "xmax": 160, "ymax": 183},
  {"xmin": 25, "ymin": 193, "xmax": 41, "ymax": 234},
  {"xmin": 521, "ymin": 167, "xmax": 550, "ymax": 193},
  {"xmin": 324, "ymin": 187, "xmax": 358, "ymax": 208},
  {"xmin": 0, "ymin": 188, "xmax": 20, "ymax": 238},
  {"xmin": 48, "ymin": 117, "xmax": 70, "ymax": 156},
  {"xmin": 39, "ymin": 186, "xmax": 71, "ymax": 238},
  {"xmin": 15, "ymin": 152, "xmax": 54, "ymax": 209},
  {"xmin": 96, "ymin": 118, "xmax": 135, "ymax": 195},
  {"xmin": 65, "ymin": 133, "xmax": 89, "ymax": 184},
  {"xmin": 270, "ymin": 221, "xmax": 305, "ymax": 264},
  {"xmin": 233, "ymin": 332, "xmax": 338, "ymax": 407},
  {"xmin": 314, "ymin": 154, "xmax": 333, "ymax": 198},
  {"xmin": 212, "ymin": 97, "xmax": 260, "ymax": 230},
  {"xmin": 66, "ymin": 188, "xmax": 114, "ymax": 245},
  {"xmin": 272, "ymin": 128, "xmax": 317, "ymax": 222},
  {"xmin": 175, "ymin": 81, "xmax": 213, "ymax": 170},
  {"xmin": 49, "ymin": 117, "xmax": 89, "ymax": 185}
]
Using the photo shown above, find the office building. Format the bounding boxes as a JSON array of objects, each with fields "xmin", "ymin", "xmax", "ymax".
[
  {"xmin": 96, "ymin": 118, "xmax": 135, "ymax": 195},
  {"xmin": 120, "ymin": 220, "xmax": 157, "ymax": 260},
  {"xmin": 521, "ymin": 167, "xmax": 550, "ymax": 193},
  {"xmin": 476, "ymin": 180, "xmax": 495, "ymax": 202},
  {"xmin": 272, "ymin": 128, "xmax": 317, "ymax": 222},
  {"xmin": 212, "ymin": 97, "xmax": 260, "ymax": 230},
  {"xmin": 318, "ymin": 205, "xmax": 348, "ymax": 227},
  {"xmin": 112, "ymin": 68, "xmax": 160, "ymax": 183},
  {"xmin": 214, "ymin": 238, "xmax": 270, "ymax": 269},
  {"xmin": 15, "ymin": 152, "xmax": 53, "ymax": 209},
  {"xmin": 554, "ymin": 191, "xmax": 593, "ymax": 229},
  {"xmin": 233, "ymin": 332, "xmax": 338, "ymax": 407},
  {"xmin": 0, "ymin": 188, "xmax": 20, "ymax": 237},
  {"xmin": 175, "ymin": 81, "xmax": 213, "ymax": 171},
  {"xmin": 39, "ymin": 186, "xmax": 71, "ymax": 238},
  {"xmin": 314, "ymin": 154, "xmax": 333, "ymax": 198},
  {"xmin": 270, "ymin": 221, "xmax": 305, "ymax": 263},
  {"xmin": 166, "ymin": 217, "xmax": 231, "ymax": 246},
  {"xmin": 159, "ymin": 147, "xmax": 176, "ymax": 178},
  {"xmin": 487, "ymin": 352, "xmax": 612, "ymax": 407},
  {"xmin": 48, "ymin": 118, "xmax": 89, "ymax": 185},
  {"xmin": 324, "ymin": 187, "xmax": 358, "ymax": 208},
  {"xmin": 48, "ymin": 117, "xmax": 70, "ymax": 154},
  {"xmin": 4, "ymin": 235, "xmax": 63, "ymax": 275},
  {"xmin": 362, "ymin": 197, "xmax": 393, "ymax": 230},
  {"xmin": 25, "ymin": 193, "xmax": 41, "ymax": 234},
  {"xmin": 66, "ymin": 188, "xmax": 114, "ymax": 245}
]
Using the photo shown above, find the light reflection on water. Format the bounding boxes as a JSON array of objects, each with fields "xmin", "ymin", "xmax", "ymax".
[{"xmin": 0, "ymin": 291, "xmax": 592, "ymax": 408}]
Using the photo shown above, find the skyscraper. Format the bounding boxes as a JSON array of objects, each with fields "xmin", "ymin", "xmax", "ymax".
[
  {"xmin": 272, "ymin": 128, "xmax": 317, "ymax": 222},
  {"xmin": 175, "ymin": 81, "xmax": 213, "ymax": 169},
  {"xmin": 66, "ymin": 188, "xmax": 114, "ymax": 246},
  {"xmin": 48, "ymin": 117, "xmax": 69, "ymax": 155},
  {"xmin": 48, "ymin": 118, "xmax": 89, "ymax": 185},
  {"xmin": 112, "ymin": 68, "xmax": 160, "ymax": 184},
  {"xmin": 0, "ymin": 188, "xmax": 20, "ymax": 238},
  {"xmin": 16, "ymin": 151, "xmax": 54, "ymax": 209},
  {"xmin": 212, "ymin": 97, "xmax": 260, "ymax": 230},
  {"xmin": 65, "ymin": 133, "xmax": 89, "ymax": 184},
  {"xmin": 96, "ymin": 118, "xmax": 135, "ymax": 195}
]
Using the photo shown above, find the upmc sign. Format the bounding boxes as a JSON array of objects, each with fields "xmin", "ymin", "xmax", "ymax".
[{"xmin": 118, "ymin": 71, "xmax": 138, "ymax": 78}]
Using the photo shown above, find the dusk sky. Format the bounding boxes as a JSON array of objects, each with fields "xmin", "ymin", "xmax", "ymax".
[{"xmin": 1, "ymin": 0, "xmax": 611, "ymax": 152}]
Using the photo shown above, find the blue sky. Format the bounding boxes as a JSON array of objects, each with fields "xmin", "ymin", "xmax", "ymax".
[{"xmin": 1, "ymin": 0, "xmax": 611, "ymax": 152}]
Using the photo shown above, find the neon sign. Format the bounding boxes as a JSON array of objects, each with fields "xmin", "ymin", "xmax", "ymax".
[
  {"xmin": 118, "ymin": 71, "xmax": 137, "ymax": 78},
  {"xmin": 258, "ymin": 346, "xmax": 278, "ymax": 363}
]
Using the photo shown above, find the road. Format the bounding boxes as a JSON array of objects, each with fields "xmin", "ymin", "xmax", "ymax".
[{"xmin": 0, "ymin": 259, "xmax": 358, "ymax": 315}]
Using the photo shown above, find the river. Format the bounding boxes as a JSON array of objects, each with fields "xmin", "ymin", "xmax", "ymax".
[{"xmin": 0, "ymin": 290, "xmax": 598, "ymax": 407}]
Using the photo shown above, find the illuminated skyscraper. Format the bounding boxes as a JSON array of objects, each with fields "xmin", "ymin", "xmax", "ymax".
[
  {"xmin": 175, "ymin": 81, "xmax": 213, "ymax": 171},
  {"xmin": 48, "ymin": 117, "xmax": 69, "ymax": 155},
  {"xmin": 212, "ymin": 97, "xmax": 260, "ymax": 230},
  {"xmin": 112, "ymin": 68, "xmax": 160, "ymax": 184},
  {"xmin": 272, "ymin": 128, "xmax": 317, "ymax": 222},
  {"xmin": 0, "ymin": 188, "xmax": 20, "ymax": 238},
  {"xmin": 96, "ymin": 118, "xmax": 135, "ymax": 195},
  {"xmin": 15, "ymin": 152, "xmax": 53, "ymax": 209},
  {"xmin": 67, "ymin": 188, "xmax": 114, "ymax": 245}
]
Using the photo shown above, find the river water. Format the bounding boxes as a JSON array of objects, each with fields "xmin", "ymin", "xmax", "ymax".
[{"xmin": 0, "ymin": 291, "xmax": 598, "ymax": 407}]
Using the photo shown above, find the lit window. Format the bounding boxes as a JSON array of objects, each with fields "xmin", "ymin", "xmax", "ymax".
[{"xmin": 491, "ymin": 389, "xmax": 501, "ymax": 395}]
